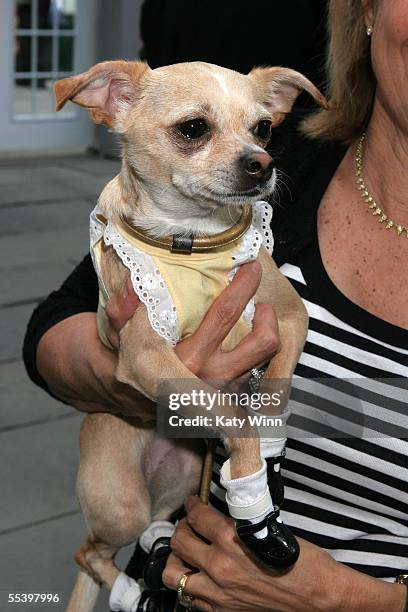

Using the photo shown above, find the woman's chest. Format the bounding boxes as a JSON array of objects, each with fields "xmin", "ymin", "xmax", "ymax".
[{"xmin": 317, "ymin": 175, "xmax": 408, "ymax": 330}]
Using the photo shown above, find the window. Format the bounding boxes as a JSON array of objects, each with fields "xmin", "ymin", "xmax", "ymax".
[{"xmin": 14, "ymin": 0, "xmax": 77, "ymax": 119}]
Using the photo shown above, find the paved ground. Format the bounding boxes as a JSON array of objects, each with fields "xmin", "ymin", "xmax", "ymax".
[{"xmin": 0, "ymin": 152, "xmax": 135, "ymax": 611}]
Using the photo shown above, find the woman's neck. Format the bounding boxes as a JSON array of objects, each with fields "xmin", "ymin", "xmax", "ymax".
[{"xmin": 363, "ymin": 99, "xmax": 408, "ymax": 224}]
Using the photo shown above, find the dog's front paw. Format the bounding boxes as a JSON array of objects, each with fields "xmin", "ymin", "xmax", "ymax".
[{"xmin": 236, "ymin": 510, "xmax": 300, "ymax": 569}]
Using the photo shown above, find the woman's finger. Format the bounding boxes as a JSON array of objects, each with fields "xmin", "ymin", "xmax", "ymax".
[
  {"xmin": 163, "ymin": 552, "xmax": 211, "ymax": 594},
  {"xmin": 170, "ymin": 518, "xmax": 212, "ymax": 571},
  {"xmin": 162, "ymin": 552, "xmax": 191, "ymax": 589},
  {"xmin": 163, "ymin": 553, "xmax": 217, "ymax": 611},
  {"xmin": 203, "ymin": 303, "xmax": 279, "ymax": 380},
  {"xmin": 185, "ymin": 262, "xmax": 262, "ymax": 356},
  {"xmin": 184, "ymin": 496, "xmax": 235, "ymax": 546},
  {"xmin": 220, "ymin": 302, "xmax": 279, "ymax": 376}
]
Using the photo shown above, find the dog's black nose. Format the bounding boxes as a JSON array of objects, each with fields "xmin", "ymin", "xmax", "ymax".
[{"xmin": 241, "ymin": 152, "xmax": 274, "ymax": 182}]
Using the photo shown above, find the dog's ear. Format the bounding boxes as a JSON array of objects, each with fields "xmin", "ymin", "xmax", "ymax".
[
  {"xmin": 54, "ymin": 60, "xmax": 150, "ymax": 127},
  {"xmin": 249, "ymin": 67, "xmax": 328, "ymax": 126}
]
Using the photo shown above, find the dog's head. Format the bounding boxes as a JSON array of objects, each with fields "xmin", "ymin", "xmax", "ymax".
[{"xmin": 55, "ymin": 61, "xmax": 327, "ymax": 211}]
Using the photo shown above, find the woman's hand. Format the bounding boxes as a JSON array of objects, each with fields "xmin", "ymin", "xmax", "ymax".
[
  {"xmin": 107, "ymin": 261, "xmax": 280, "ymax": 380},
  {"xmin": 174, "ymin": 262, "xmax": 279, "ymax": 380},
  {"xmin": 163, "ymin": 497, "xmax": 406, "ymax": 612},
  {"xmin": 37, "ymin": 262, "xmax": 279, "ymax": 415}
]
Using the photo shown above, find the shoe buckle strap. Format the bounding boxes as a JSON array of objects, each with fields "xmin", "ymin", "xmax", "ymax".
[
  {"xmin": 226, "ymin": 489, "xmax": 273, "ymax": 520},
  {"xmin": 236, "ymin": 509, "xmax": 280, "ymax": 536}
]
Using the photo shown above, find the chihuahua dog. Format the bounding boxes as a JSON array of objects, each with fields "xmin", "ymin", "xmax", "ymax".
[{"xmin": 55, "ymin": 61, "xmax": 326, "ymax": 612}]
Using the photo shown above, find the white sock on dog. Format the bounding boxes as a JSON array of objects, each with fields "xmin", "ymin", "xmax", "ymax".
[
  {"xmin": 260, "ymin": 437, "xmax": 286, "ymax": 460},
  {"xmin": 139, "ymin": 520, "xmax": 175, "ymax": 553},
  {"xmin": 109, "ymin": 572, "xmax": 142, "ymax": 612},
  {"xmin": 110, "ymin": 521, "xmax": 174, "ymax": 612},
  {"xmin": 220, "ymin": 458, "xmax": 272, "ymax": 539}
]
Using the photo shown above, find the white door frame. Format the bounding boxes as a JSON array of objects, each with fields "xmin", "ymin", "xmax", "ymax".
[{"xmin": 0, "ymin": 0, "xmax": 98, "ymax": 152}]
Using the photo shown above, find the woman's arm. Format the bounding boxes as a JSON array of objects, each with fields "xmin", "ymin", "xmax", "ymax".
[
  {"xmin": 23, "ymin": 254, "xmax": 99, "ymax": 397},
  {"xmin": 32, "ymin": 261, "xmax": 280, "ymax": 415},
  {"xmin": 35, "ymin": 312, "xmax": 148, "ymax": 414},
  {"xmin": 163, "ymin": 497, "xmax": 406, "ymax": 612}
]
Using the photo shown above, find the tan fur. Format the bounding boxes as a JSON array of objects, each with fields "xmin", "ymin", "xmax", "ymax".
[
  {"xmin": 250, "ymin": 66, "xmax": 329, "ymax": 119},
  {"xmin": 56, "ymin": 60, "xmax": 325, "ymax": 611},
  {"xmin": 55, "ymin": 61, "xmax": 150, "ymax": 126}
]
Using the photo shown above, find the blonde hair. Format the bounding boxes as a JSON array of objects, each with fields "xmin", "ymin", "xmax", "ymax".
[{"xmin": 301, "ymin": 0, "xmax": 376, "ymax": 144}]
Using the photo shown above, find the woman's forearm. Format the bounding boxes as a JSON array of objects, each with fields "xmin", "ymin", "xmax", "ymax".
[
  {"xmin": 342, "ymin": 567, "xmax": 406, "ymax": 612},
  {"xmin": 243, "ymin": 573, "xmax": 405, "ymax": 612},
  {"xmin": 36, "ymin": 312, "xmax": 143, "ymax": 413},
  {"xmin": 239, "ymin": 568, "xmax": 405, "ymax": 612}
]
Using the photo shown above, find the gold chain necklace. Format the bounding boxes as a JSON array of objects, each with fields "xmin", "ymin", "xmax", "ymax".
[{"xmin": 355, "ymin": 133, "xmax": 408, "ymax": 238}]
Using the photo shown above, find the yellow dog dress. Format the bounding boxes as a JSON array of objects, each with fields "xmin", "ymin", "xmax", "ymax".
[{"xmin": 90, "ymin": 202, "xmax": 273, "ymax": 350}]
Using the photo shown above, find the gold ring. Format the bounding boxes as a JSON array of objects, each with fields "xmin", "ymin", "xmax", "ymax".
[{"xmin": 177, "ymin": 571, "xmax": 194, "ymax": 609}]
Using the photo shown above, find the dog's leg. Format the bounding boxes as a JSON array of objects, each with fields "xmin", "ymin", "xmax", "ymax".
[
  {"xmin": 147, "ymin": 438, "xmax": 204, "ymax": 520},
  {"xmin": 256, "ymin": 249, "xmax": 308, "ymax": 385},
  {"xmin": 220, "ymin": 249, "xmax": 308, "ymax": 568},
  {"xmin": 133, "ymin": 437, "xmax": 204, "ymax": 592},
  {"xmin": 66, "ymin": 570, "xmax": 101, "ymax": 612},
  {"xmin": 70, "ymin": 410, "xmax": 203, "ymax": 612},
  {"xmin": 67, "ymin": 412, "xmax": 153, "ymax": 612},
  {"xmin": 256, "ymin": 248, "xmax": 308, "ymax": 497},
  {"xmin": 117, "ymin": 306, "xmax": 264, "ymax": 486}
]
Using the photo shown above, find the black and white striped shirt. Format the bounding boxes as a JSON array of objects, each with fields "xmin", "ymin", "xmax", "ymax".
[{"xmin": 210, "ymin": 251, "xmax": 408, "ymax": 581}]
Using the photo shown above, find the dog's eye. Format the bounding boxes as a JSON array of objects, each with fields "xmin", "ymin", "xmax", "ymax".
[
  {"xmin": 255, "ymin": 120, "xmax": 272, "ymax": 140},
  {"xmin": 177, "ymin": 119, "xmax": 209, "ymax": 140}
]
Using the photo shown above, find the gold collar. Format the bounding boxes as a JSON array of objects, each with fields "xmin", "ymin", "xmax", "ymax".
[{"xmin": 117, "ymin": 205, "xmax": 253, "ymax": 254}]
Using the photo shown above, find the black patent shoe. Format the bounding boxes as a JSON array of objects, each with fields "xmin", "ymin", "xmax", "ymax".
[
  {"xmin": 125, "ymin": 541, "xmax": 148, "ymax": 581},
  {"xmin": 266, "ymin": 452, "xmax": 286, "ymax": 509},
  {"xmin": 143, "ymin": 537, "xmax": 172, "ymax": 591},
  {"xmin": 236, "ymin": 509, "xmax": 300, "ymax": 569}
]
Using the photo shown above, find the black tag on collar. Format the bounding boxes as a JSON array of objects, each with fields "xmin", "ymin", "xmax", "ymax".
[{"xmin": 171, "ymin": 235, "xmax": 194, "ymax": 254}]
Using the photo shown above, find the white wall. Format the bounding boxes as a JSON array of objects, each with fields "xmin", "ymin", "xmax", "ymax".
[{"xmin": 96, "ymin": 0, "xmax": 144, "ymax": 156}]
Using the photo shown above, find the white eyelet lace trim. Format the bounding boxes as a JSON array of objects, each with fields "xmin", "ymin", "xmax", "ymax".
[
  {"xmin": 228, "ymin": 201, "xmax": 274, "ymax": 326},
  {"xmin": 90, "ymin": 201, "xmax": 273, "ymax": 346},
  {"xmin": 252, "ymin": 200, "xmax": 274, "ymax": 256},
  {"xmin": 90, "ymin": 210, "xmax": 180, "ymax": 346}
]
